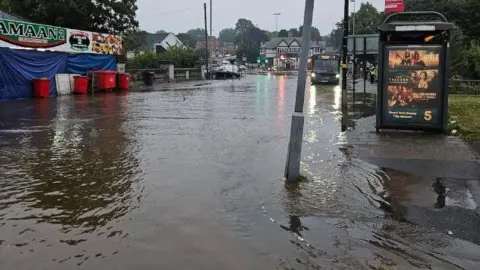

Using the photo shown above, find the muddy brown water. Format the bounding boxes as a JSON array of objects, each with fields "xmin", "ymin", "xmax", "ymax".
[{"xmin": 0, "ymin": 75, "xmax": 479, "ymax": 269}]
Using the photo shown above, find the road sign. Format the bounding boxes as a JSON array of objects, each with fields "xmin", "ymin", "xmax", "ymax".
[{"xmin": 385, "ymin": 0, "xmax": 405, "ymax": 13}]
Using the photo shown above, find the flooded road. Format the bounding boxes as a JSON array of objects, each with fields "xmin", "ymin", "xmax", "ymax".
[{"xmin": 1, "ymin": 75, "xmax": 479, "ymax": 269}]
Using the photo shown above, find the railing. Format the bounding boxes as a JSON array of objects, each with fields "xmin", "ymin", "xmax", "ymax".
[
  {"xmin": 450, "ymin": 79, "xmax": 480, "ymax": 95},
  {"xmin": 126, "ymin": 68, "xmax": 169, "ymax": 82},
  {"xmin": 174, "ymin": 68, "xmax": 203, "ymax": 81}
]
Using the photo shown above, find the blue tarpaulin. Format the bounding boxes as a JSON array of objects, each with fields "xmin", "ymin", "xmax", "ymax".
[
  {"xmin": 0, "ymin": 48, "xmax": 117, "ymax": 100},
  {"xmin": 0, "ymin": 48, "xmax": 67, "ymax": 99},
  {"xmin": 67, "ymin": 54, "xmax": 116, "ymax": 75}
]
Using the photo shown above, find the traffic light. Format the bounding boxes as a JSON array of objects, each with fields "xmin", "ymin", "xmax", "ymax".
[
  {"xmin": 265, "ymin": 59, "xmax": 269, "ymax": 64},
  {"xmin": 257, "ymin": 58, "xmax": 261, "ymax": 64}
]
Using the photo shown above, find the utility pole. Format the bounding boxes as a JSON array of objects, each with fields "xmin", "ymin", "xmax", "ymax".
[
  {"xmin": 210, "ymin": 0, "xmax": 213, "ymax": 59},
  {"xmin": 351, "ymin": 0, "xmax": 356, "ymax": 35},
  {"xmin": 273, "ymin": 13, "xmax": 281, "ymax": 33},
  {"xmin": 210, "ymin": 0, "xmax": 213, "ymax": 38},
  {"xmin": 341, "ymin": 0, "xmax": 350, "ymax": 132},
  {"xmin": 284, "ymin": 0, "xmax": 315, "ymax": 182},
  {"xmin": 204, "ymin": 3, "xmax": 209, "ymax": 79}
]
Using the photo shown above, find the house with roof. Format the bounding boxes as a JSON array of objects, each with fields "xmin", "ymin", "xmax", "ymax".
[
  {"xmin": 260, "ymin": 37, "xmax": 326, "ymax": 70},
  {"xmin": 127, "ymin": 32, "xmax": 184, "ymax": 59}
]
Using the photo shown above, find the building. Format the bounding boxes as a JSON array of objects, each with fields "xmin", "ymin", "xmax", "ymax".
[
  {"xmin": 127, "ymin": 32, "xmax": 184, "ymax": 59},
  {"xmin": 260, "ymin": 37, "xmax": 326, "ymax": 70},
  {"xmin": 220, "ymin": 42, "xmax": 236, "ymax": 56},
  {"xmin": 196, "ymin": 37, "xmax": 236, "ymax": 57},
  {"xmin": 196, "ymin": 37, "xmax": 221, "ymax": 57}
]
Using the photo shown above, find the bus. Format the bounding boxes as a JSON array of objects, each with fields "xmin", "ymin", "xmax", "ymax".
[{"xmin": 310, "ymin": 53, "xmax": 341, "ymax": 85}]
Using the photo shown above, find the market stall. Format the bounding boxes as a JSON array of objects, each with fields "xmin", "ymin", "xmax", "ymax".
[{"xmin": 0, "ymin": 18, "xmax": 124, "ymax": 99}]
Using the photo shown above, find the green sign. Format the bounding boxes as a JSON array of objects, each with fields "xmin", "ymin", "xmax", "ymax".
[{"xmin": 0, "ymin": 19, "xmax": 66, "ymax": 48}]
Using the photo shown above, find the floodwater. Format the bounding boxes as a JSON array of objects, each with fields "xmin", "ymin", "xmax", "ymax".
[{"xmin": 0, "ymin": 75, "xmax": 479, "ymax": 269}]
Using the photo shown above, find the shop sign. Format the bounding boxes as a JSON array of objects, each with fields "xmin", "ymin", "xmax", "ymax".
[
  {"xmin": 68, "ymin": 31, "xmax": 90, "ymax": 52},
  {"xmin": 0, "ymin": 18, "xmax": 123, "ymax": 55},
  {"xmin": 0, "ymin": 19, "xmax": 66, "ymax": 48}
]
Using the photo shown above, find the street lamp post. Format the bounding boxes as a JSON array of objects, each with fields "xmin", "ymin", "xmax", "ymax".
[
  {"xmin": 284, "ymin": 0, "xmax": 315, "ymax": 182},
  {"xmin": 273, "ymin": 13, "xmax": 281, "ymax": 33}
]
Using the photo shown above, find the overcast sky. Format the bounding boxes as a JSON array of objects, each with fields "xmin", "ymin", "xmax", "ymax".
[{"xmin": 137, "ymin": 0, "xmax": 385, "ymax": 36}]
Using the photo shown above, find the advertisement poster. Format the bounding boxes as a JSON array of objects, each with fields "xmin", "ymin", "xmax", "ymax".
[
  {"xmin": 383, "ymin": 46, "xmax": 442, "ymax": 127},
  {"xmin": 0, "ymin": 18, "xmax": 123, "ymax": 55},
  {"xmin": 91, "ymin": 33, "xmax": 124, "ymax": 55}
]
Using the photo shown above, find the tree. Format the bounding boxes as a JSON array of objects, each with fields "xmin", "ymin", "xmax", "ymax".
[
  {"xmin": 185, "ymin": 28, "xmax": 207, "ymax": 44},
  {"xmin": 278, "ymin": 29, "xmax": 289, "ymax": 37},
  {"xmin": 330, "ymin": 22, "xmax": 344, "ymax": 50},
  {"xmin": 288, "ymin": 28, "xmax": 300, "ymax": 37},
  {"xmin": 0, "ymin": 0, "xmax": 138, "ymax": 34},
  {"xmin": 123, "ymin": 30, "xmax": 142, "ymax": 53},
  {"xmin": 299, "ymin": 26, "xmax": 322, "ymax": 41},
  {"xmin": 155, "ymin": 30, "xmax": 167, "ymax": 34},
  {"xmin": 219, "ymin": 28, "xmax": 236, "ymax": 43},
  {"xmin": 405, "ymin": 0, "xmax": 480, "ymax": 40},
  {"xmin": 349, "ymin": 2, "xmax": 381, "ymax": 35},
  {"xmin": 177, "ymin": 33, "xmax": 196, "ymax": 48},
  {"xmin": 234, "ymin": 18, "xmax": 269, "ymax": 62}
]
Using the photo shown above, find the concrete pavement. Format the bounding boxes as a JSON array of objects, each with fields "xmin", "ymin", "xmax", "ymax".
[{"xmin": 345, "ymin": 80, "xmax": 480, "ymax": 244}]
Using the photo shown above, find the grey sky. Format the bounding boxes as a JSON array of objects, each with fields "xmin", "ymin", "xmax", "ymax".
[{"xmin": 137, "ymin": 0, "xmax": 385, "ymax": 36}]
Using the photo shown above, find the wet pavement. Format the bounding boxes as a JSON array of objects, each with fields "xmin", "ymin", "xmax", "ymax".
[{"xmin": 1, "ymin": 75, "xmax": 480, "ymax": 269}]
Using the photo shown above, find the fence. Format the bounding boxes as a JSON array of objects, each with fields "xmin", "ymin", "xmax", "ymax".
[
  {"xmin": 127, "ymin": 68, "xmax": 169, "ymax": 82},
  {"xmin": 126, "ymin": 67, "xmax": 204, "ymax": 83},
  {"xmin": 450, "ymin": 79, "xmax": 480, "ymax": 95},
  {"xmin": 174, "ymin": 68, "xmax": 203, "ymax": 81}
]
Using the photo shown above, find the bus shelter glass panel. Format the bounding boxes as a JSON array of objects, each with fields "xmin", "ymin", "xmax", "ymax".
[{"xmin": 382, "ymin": 45, "xmax": 444, "ymax": 128}]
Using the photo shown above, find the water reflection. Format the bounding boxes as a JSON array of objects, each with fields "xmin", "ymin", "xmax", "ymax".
[
  {"xmin": 308, "ymin": 85, "xmax": 316, "ymax": 115},
  {"xmin": 0, "ymin": 95, "xmax": 140, "ymax": 234}
]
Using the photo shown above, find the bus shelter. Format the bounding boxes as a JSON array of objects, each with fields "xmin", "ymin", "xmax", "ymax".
[{"xmin": 375, "ymin": 11, "xmax": 452, "ymax": 133}]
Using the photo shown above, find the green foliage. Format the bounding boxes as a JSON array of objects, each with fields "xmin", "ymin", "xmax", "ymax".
[
  {"xmin": 177, "ymin": 33, "xmax": 197, "ymax": 48},
  {"xmin": 273, "ymin": 27, "xmax": 321, "ymax": 40},
  {"xmin": 159, "ymin": 46, "xmax": 199, "ymax": 68},
  {"xmin": 350, "ymin": 2, "xmax": 382, "ymax": 35},
  {"xmin": 186, "ymin": 28, "xmax": 207, "ymax": 43},
  {"xmin": 0, "ymin": 0, "xmax": 138, "ymax": 34},
  {"xmin": 449, "ymin": 95, "xmax": 480, "ymax": 140},
  {"xmin": 278, "ymin": 29, "xmax": 289, "ymax": 37},
  {"xmin": 126, "ymin": 51, "xmax": 159, "ymax": 70},
  {"xmin": 234, "ymin": 18, "xmax": 269, "ymax": 63},
  {"xmin": 123, "ymin": 30, "xmax": 142, "ymax": 53},
  {"xmin": 126, "ymin": 46, "xmax": 199, "ymax": 70},
  {"xmin": 467, "ymin": 41, "xmax": 480, "ymax": 75},
  {"xmin": 219, "ymin": 28, "xmax": 236, "ymax": 43}
]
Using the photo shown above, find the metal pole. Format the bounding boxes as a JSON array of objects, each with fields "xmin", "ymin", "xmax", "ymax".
[
  {"xmin": 204, "ymin": 3, "xmax": 209, "ymax": 79},
  {"xmin": 285, "ymin": 0, "xmax": 315, "ymax": 182},
  {"xmin": 273, "ymin": 13, "xmax": 281, "ymax": 33},
  {"xmin": 353, "ymin": 37, "xmax": 356, "ymax": 96},
  {"xmin": 353, "ymin": 0, "xmax": 356, "ymax": 35},
  {"xmin": 210, "ymin": 0, "xmax": 213, "ymax": 38},
  {"xmin": 363, "ymin": 37, "xmax": 367, "ymax": 95},
  {"xmin": 341, "ymin": 0, "xmax": 350, "ymax": 132}
]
